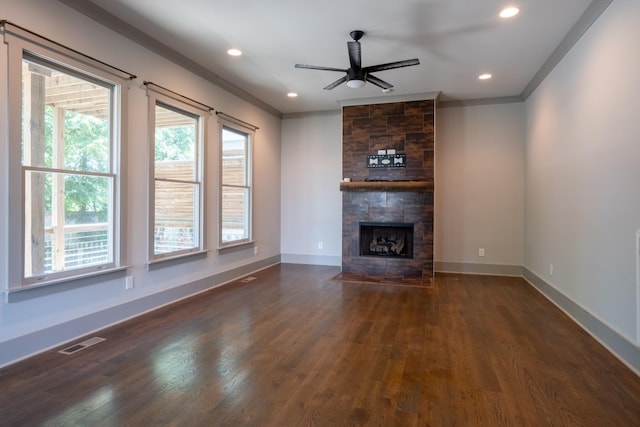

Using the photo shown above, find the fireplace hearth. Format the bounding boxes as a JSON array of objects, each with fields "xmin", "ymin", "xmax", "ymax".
[{"xmin": 360, "ymin": 222, "xmax": 413, "ymax": 258}]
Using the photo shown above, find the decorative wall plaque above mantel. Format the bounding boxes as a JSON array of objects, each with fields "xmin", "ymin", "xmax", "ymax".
[{"xmin": 366, "ymin": 153, "xmax": 406, "ymax": 168}]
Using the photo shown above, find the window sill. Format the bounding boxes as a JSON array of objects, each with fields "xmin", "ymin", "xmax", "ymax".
[
  {"xmin": 4, "ymin": 266, "xmax": 130, "ymax": 303},
  {"xmin": 217, "ymin": 240, "xmax": 256, "ymax": 255},
  {"xmin": 146, "ymin": 250, "xmax": 209, "ymax": 271}
]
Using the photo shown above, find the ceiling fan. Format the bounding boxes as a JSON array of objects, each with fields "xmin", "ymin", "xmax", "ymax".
[{"xmin": 295, "ymin": 30, "xmax": 420, "ymax": 90}]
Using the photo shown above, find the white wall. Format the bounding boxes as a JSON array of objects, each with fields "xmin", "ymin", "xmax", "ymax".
[
  {"xmin": 280, "ymin": 112, "xmax": 342, "ymax": 266},
  {"xmin": 525, "ymin": 0, "xmax": 640, "ymax": 345},
  {"xmin": 0, "ymin": 0, "xmax": 281, "ymax": 365},
  {"xmin": 436, "ymin": 103, "xmax": 525, "ymax": 271}
]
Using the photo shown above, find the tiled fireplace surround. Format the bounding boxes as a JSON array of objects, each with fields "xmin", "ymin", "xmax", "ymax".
[{"xmin": 340, "ymin": 99, "xmax": 434, "ymax": 286}]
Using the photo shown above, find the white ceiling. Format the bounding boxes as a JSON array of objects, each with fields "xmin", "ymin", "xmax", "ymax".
[{"xmin": 62, "ymin": 0, "xmax": 602, "ymax": 116}]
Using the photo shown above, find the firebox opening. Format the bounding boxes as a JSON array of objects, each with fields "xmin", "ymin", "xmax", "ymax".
[{"xmin": 360, "ymin": 222, "xmax": 414, "ymax": 258}]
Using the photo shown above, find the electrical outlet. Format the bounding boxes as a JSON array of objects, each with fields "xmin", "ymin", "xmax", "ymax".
[
  {"xmin": 318, "ymin": 241, "xmax": 324, "ymax": 250},
  {"xmin": 478, "ymin": 248, "xmax": 485, "ymax": 257},
  {"xmin": 549, "ymin": 264, "xmax": 554, "ymax": 277},
  {"xmin": 254, "ymin": 246, "xmax": 259, "ymax": 255},
  {"xmin": 125, "ymin": 276, "xmax": 134, "ymax": 290}
]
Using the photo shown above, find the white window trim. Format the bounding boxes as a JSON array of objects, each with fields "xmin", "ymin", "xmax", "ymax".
[
  {"xmin": 218, "ymin": 118, "xmax": 254, "ymax": 249},
  {"xmin": 2, "ymin": 26, "xmax": 130, "ymax": 292},
  {"xmin": 145, "ymin": 86, "xmax": 208, "ymax": 263}
]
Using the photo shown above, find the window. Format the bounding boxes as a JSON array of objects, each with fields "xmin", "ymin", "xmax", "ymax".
[
  {"xmin": 22, "ymin": 56, "xmax": 116, "ymax": 279},
  {"xmin": 2, "ymin": 25, "xmax": 129, "ymax": 289},
  {"xmin": 19, "ymin": 60, "xmax": 120, "ymax": 282},
  {"xmin": 220, "ymin": 124, "xmax": 253, "ymax": 246},
  {"xmin": 147, "ymin": 90, "xmax": 205, "ymax": 260}
]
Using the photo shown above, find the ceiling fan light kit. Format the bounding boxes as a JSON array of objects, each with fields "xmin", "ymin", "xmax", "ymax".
[{"xmin": 295, "ymin": 30, "xmax": 420, "ymax": 90}]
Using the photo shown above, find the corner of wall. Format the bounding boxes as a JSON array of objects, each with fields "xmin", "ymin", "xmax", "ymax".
[{"xmin": 523, "ymin": 267, "xmax": 640, "ymax": 376}]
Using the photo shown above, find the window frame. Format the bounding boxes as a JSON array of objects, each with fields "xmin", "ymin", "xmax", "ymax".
[
  {"xmin": 146, "ymin": 89, "xmax": 207, "ymax": 263},
  {"xmin": 218, "ymin": 120, "xmax": 254, "ymax": 248},
  {"xmin": 3, "ymin": 27, "xmax": 129, "ymax": 292}
]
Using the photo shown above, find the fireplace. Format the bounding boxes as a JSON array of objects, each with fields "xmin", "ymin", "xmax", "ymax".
[
  {"xmin": 360, "ymin": 222, "xmax": 414, "ymax": 258},
  {"xmin": 340, "ymin": 99, "xmax": 435, "ymax": 285}
]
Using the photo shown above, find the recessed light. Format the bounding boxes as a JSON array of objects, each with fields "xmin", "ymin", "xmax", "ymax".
[
  {"xmin": 287, "ymin": 92, "xmax": 298, "ymax": 98},
  {"xmin": 499, "ymin": 6, "xmax": 520, "ymax": 18},
  {"xmin": 478, "ymin": 73, "xmax": 492, "ymax": 80},
  {"xmin": 227, "ymin": 48, "xmax": 242, "ymax": 56}
]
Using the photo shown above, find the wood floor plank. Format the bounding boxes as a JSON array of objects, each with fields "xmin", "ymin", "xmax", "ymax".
[{"xmin": 1, "ymin": 265, "xmax": 640, "ymax": 426}]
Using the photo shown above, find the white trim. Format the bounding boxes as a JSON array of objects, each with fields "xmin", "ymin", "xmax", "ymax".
[
  {"xmin": 215, "ymin": 111, "xmax": 258, "ymax": 131},
  {"xmin": 144, "ymin": 81, "xmax": 213, "ymax": 113},
  {"xmin": 146, "ymin": 89, "xmax": 208, "ymax": 262},
  {"xmin": 636, "ymin": 230, "xmax": 640, "ymax": 345},
  {"xmin": 524, "ymin": 267, "xmax": 640, "ymax": 376},
  {"xmin": 218, "ymin": 119, "xmax": 254, "ymax": 248},
  {"xmin": 145, "ymin": 249, "xmax": 209, "ymax": 271},
  {"xmin": 281, "ymin": 253, "xmax": 342, "ymax": 267},
  {"xmin": 434, "ymin": 261, "xmax": 523, "ymax": 277},
  {"xmin": 0, "ymin": 256, "xmax": 281, "ymax": 367},
  {"xmin": 216, "ymin": 240, "xmax": 255, "ymax": 254},
  {"xmin": 4, "ymin": 266, "xmax": 129, "ymax": 302},
  {"xmin": 3, "ymin": 29, "xmax": 128, "ymax": 291},
  {"xmin": 1, "ymin": 21, "xmax": 135, "ymax": 81},
  {"xmin": 339, "ymin": 91, "xmax": 440, "ymax": 108}
]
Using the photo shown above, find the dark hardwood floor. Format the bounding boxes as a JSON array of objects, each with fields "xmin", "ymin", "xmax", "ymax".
[{"xmin": 2, "ymin": 264, "xmax": 640, "ymax": 426}]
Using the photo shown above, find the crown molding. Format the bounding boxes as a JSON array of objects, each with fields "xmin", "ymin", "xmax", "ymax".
[{"xmin": 58, "ymin": 0, "xmax": 283, "ymax": 118}]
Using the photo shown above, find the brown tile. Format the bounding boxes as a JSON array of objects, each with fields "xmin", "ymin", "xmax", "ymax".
[
  {"xmin": 367, "ymin": 169, "xmax": 407, "ymax": 182},
  {"xmin": 387, "ymin": 115, "xmax": 424, "ymax": 134},
  {"xmin": 405, "ymin": 100, "xmax": 434, "ymax": 115},
  {"xmin": 342, "ymin": 135, "xmax": 369, "ymax": 153},
  {"xmin": 368, "ymin": 206, "xmax": 404, "ymax": 222},
  {"xmin": 405, "ymin": 132, "xmax": 431, "ymax": 153},
  {"xmin": 343, "ymin": 105, "xmax": 370, "ymax": 119},
  {"xmin": 370, "ymin": 102, "xmax": 404, "ymax": 116},
  {"xmin": 351, "ymin": 116, "xmax": 388, "ymax": 136},
  {"xmin": 424, "ymin": 113, "xmax": 435, "ymax": 129},
  {"xmin": 369, "ymin": 134, "xmax": 405, "ymax": 152},
  {"xmin": 342, "ymin": 119, "xmax": 353, "ymax": 136}
]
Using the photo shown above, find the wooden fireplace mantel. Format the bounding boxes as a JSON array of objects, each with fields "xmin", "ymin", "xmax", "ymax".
[{"xmin": 339, "ymin": 180, "xmax": 433, "ymax": 192}]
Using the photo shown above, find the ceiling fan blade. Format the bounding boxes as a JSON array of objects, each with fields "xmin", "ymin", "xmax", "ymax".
[
  {"xmin": 323, "ymin": 76, "xmax": 347, "ymax": 90},
  {"xmin": 366, "ymin": 74, "xmax": 393, "ymax": 90},
  {"xmin": 364, "ymin": 58, "xmax": 420, "ymax": 73},
  {"xmin": 347, "ymin": 41, "xmax": 361, "ymax": 69},
  {"xmin": 295, "ymin": 64, "xmax": 346, "ymax": 72}
]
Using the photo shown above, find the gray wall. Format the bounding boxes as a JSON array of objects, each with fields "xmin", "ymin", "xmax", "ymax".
[
  {"xmin": 278, "ymin": 0, "xmax": 640, "ymax": 372},
  {"xmin": 280, "ymin": 103, "xmax": 526, "ymax": 275},
  {"xmin": 436, "ymin": 103, "xmax": 525, "ymax": 274},
  {"xmin": 3, "ymin": 0, "xmax": 639, "ymax": 373},
  {"xmin": 525, "ymin": 0, "xmax": 640, "ymax": 348},
  {"xmin": 281, "ymin": 112, "xmax": 343, "ymax": 266},
  {"xmin": 0, "ymin": 0, "xmax": 282, "ymax": 366}
]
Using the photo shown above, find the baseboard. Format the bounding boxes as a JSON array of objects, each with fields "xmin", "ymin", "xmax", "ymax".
[
  {"xmin": 0, "ymin": 255, "xmax": 280, "ymax": 368},
  {"xmin": 435, "ymin": 261, "xmax": 523, "ymax": 276},
  {"xmin": 523, "ymin": 268, "xmax": 640, "ymax": 376},
  {"xmin": 281, "ymin": 253, "xmax": 341, "ymax": 266}
]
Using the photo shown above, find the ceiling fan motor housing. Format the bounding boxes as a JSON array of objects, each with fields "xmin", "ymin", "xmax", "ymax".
[{"xmin": 350, "ymin": 30, "xmax": 364, "ymax": 41}]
